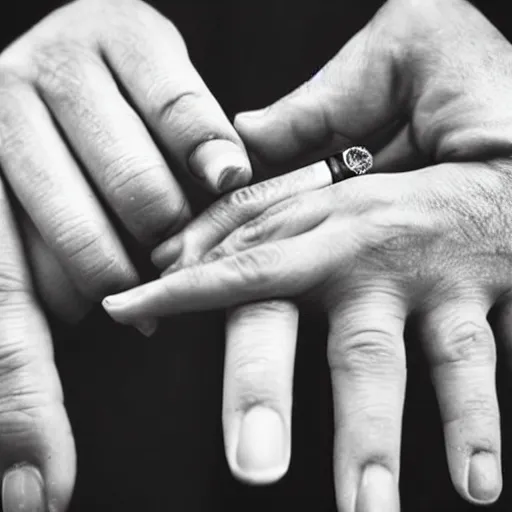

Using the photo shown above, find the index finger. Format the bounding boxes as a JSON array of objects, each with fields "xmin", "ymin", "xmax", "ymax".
[
  {"xmin": 100, "ymin": 1, "xmax": 252, "ymax": 193},
  {"xmin": 152, "ymin": 161, "xmax": 332, "ymax": 269},
  {"xmin": 102, "ymin": 231, "xmax": 338, "ymax": 324}
]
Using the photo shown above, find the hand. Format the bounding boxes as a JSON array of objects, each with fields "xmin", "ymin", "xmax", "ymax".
[
  {"xmin": 0, "ymin": 176, "xmax": 74, "ymax": 512},
  {"xmin": 0, "ymin": 0, "xmax": 251, "ymax": 509},
  {"xmin": 104, "ymin": 0, "xmax": 512, "ymax": 509},
  {"xmin": 104, "ymin": 159, "xmax": 510, "ymax": 509},
  {"xmin": 0, "ymin": 0, "xmax": 251, "ymax": 323}
]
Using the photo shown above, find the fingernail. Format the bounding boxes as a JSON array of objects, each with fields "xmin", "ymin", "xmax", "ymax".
[
  {"xmin": 133, "ymin": 318, "xmax": 158, "ymax": 338},
  {"xmin": 356, "ymin": 465, "xmax": 399, "ymax": 512},
  {"xmin": 2, "ymin": 464, "xmax": 45, "ymax": 512},
  {"xmin": 468, "ymin": 452, "xmax": 501, "ymax": 503},
  {"xmin": 217, "ymin": 166, "xmax": 247, "ymax": 193},
  {"xmin": 235, "ymin": 406, "xmax": 288, "ymax": 481},
  {"xmin": 102, "ymin": 295, "xmax": 124, "ymax": 309},
  {"xmin": 103, "ymin": 287, "xmax": 140, "ymax": 310},
  {"xmin": 152, "ymin": 237, "xmax": 183, "ymax": 270},
  {"xmin": 188, "ymin": 140, "xmax": 251, "ymax": 192}
]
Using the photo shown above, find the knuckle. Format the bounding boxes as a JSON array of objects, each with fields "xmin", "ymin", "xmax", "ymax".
[
  {"xmin": 60, "ymin": 224, "xmax": 108, "ymax": 269},
  {"xmin": 430, "ymin": 321, "xmax": 496, "ymax": 366},
  {"xmin": 236, "ymin": 215, "xmax": 276, "ymax": 248},
  {"xmin": 0, "ymin": 356, "xmax": 52, "ymax": 405},
  {"xmin": 231, "ymin": 354, "xmax": 282, "ymax": 411},
  {"xmin": 203, "ymin": 246, "xmax": 229, "ymax": 264},
  {"xmin": 227, "ymin": 179, "xmax": 279, "ymax": 211},
  {"xmin": 32, "ymin": 41, "xmax": 91, "ymax": 102},
  {"xmin": 444, "ymin": 395, "xmax": 500, "ymax": 433},
  {"xmin": 231, "ymin": 246, "xmax": 281, "ymax": 289},
  {"xmin": 328, "ymin": 329, "xmax": 403, "ymax": 376},
  {"xmin": 0, "ymin": 70, "xmax": 28, "ymax": 155},
  {"xmin": 141, "ymin": 191, "xmax": 190, "ymax": 239},
  {"xmin": 0, "ymin": 395, "xmax": 54, "ymax": 437},
  {"xmin": 103, "ymin": 156, "xmax": 168, "ymax": 195},
  {"xmin": 226, "ymin": 186, "xmax": 257, "ymax": 210},
  {"xmin": 200, "ymin": 201, "xmax": 236, "ymax": 233},
  {"xmin": 0, "ymin": 406, "xmax": 48, "ymax": 438},
  {"xmin": 52, "ymin": 217, "xmax": 130, "ymax": 293},
  {"xmin": 234, "ymin": 198, "xmax": 297, "ymax": 248},
  {"xmin": 107, "ymin": 24, "xmax": 187, "ymax": 102},
  {"xmin": 155, "ymin": 90, "xmax": 201, "ymax": 126},
  {"xmin": 0, "ymin": 334, "xmax": 62, "ymax": 431},
  {"xmin": 0, "ymin": 271, "xmax": 30, "ymax": 306},
  {"xmin": 164, "ymin": 264, "xmax": 205, "ymax": 295},
  {"xmin": 458, "ymin": 397, "xmax": 500, "ymax": 424},
  {"xmin": 0, "ymin": 387, "xmax": 59, "ymax": 439},
  {"xmin": 60, "ymin": 221, "xmax": 106, "ymax": 261},
  {"xmin": 103, "ymin": 157, "xmax": 190, "ymax": 238}
]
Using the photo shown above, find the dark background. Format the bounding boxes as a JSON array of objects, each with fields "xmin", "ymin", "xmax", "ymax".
[{"xmin": 1, "ymin": 1, "xmax": 512, "ymax": 511}]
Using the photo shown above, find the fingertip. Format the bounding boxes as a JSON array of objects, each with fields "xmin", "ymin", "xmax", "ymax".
[
  {"xmin": 151, "ymin": 236, "xmax": 184, "ymax": 270},
  {"xmin": 467, "ymin": 451, "xmax": 502, "ymax": 504},
  {"xmin": 102, "ymin": 292, "xmax": 159, "ymax": 338},
  {"xmin": 227, "ymin": 406, "xmax": 290, "ymax": 485},
  {"xmin": 102, "ymin": 295, "xmax": 124, "ymax": 319},
  {"xmin": 101, "ymin": 296, "xmax": 123, "ymax": 325},
  {"xmin": 2, "ymin": 464, "xmax": 45, "ymax": 512},
  {"xmin": 188, "ymin": 139, "xmax": 252, "ymax": 193},
  {"xmin": 356, "ymin": 465, "xmax": 399, "ymax": 512}
]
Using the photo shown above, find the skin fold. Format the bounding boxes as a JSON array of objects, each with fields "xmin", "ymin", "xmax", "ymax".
[
  {"xmin": 0, "ymin": 0, "xmax": 510, "ymax": 510},
  {"xmin": 104, "ymin": 1, "xmax": 512, "ymax": 510}
]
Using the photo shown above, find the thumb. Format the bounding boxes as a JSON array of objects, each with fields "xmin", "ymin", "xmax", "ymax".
[
  {"xmin": 234, "ymin": 4, "xmax": 402, "ymax": 173},
  {"xmin": 235, "ymin": 0, "xmax": 512, "ymax": 174},
  {"xmin": 0, "ymin": 179, "xmax": 76, "ymax": 512}
]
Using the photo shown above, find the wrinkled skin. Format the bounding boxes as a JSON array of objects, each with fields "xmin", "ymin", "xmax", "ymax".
[
  {"xmin": 0, "ymin": 0, "xmax": 251, "ymax": 510},
  {"xmin": 104, "ymin": 1, "xmax": 512, "ymax": 510}
]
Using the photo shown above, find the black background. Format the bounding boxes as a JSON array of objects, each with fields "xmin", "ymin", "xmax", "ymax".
[{"xmin": 1, "ymin": 1, "xmax": 512, "ymax": 511}]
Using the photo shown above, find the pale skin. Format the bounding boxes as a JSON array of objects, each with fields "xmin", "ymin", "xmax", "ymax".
[
  {"xmin": 0, "ymin": 0, "xmax": 509, "ymax": 510},
  {"xmin": 103, "ymin": 1, "xmax": 512, "ymax": 511},
  {"xmin": 0, "ymin": 0, "xmax": 253, "ymax": 510}
]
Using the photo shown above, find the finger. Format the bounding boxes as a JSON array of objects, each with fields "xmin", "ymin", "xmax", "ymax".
[
  {"xmin": 30, "ymin": 47, "xmax": 191, "ymax": 246},
  {"xmin": 196, "ymin": 191, "xmax": 329, "ymax": 268},
  {"xmin": 0, "ymin": 72, "xmax": 139, "ymax": 300},
  {"xmin": 152, "ymin": 161, "xmax": 332, "ymax": 269},
  {"xmin": 103, "ymin": 229, "xmax": 339, "ymax": 323},
  {"xmin": 22, "ymin": 213, "xmax": 156, "ymax": 337},
  {"xmin": 99, "ymin": 2, "xmax": 251, "ymax": 193},
  {"xmin": 0, "ymin": 176, "xmax": 75, "ymax": 512},
  {"xmin": 21, "ymin": 214, "xmax": 92, "ymax": 324},
  {"xmin": 234, "ymin": 0, "xmax": 512, "ymax": 172},
  {"xmin": 223, "ymin": 301, "xmax": 298, "ymax": 484},
  {"xmin": 233, "ymin": 20, "xmax": 401, "ymax": 172},
  {"xmin": 104, "ymin": 172, "xmax": 412, "ymax": 323},
  {"xmin": 421, "ymin": 299, "xmax": 501, "ymax": 505},
  {"xmin": 327, "ymin": 285, "xmax": 406, "ymax": 512}
]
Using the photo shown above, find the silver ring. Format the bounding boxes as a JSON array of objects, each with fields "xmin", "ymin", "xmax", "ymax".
[{"xmin": 325, "ymin": 146, "xmax": 373, "ymax": 183}]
